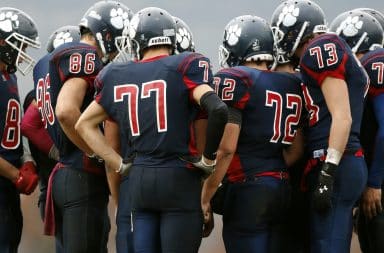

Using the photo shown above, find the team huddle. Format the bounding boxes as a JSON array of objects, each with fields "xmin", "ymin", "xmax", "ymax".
[{"xmin": 0, "ymin": 0, "xmax": 383, "ymax": 252}]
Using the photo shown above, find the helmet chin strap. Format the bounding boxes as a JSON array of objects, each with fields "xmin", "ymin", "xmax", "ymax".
[
  {"xmin": 351, "ymin": 32, "xmax": 367, "ymax": 53},
  {"xmin": 96, "ymin": 32, "xmax": 109, "ymax": 63},
  {"xmin": 290, "ymin": 21, "xmax": 309, "ymax": 57}
]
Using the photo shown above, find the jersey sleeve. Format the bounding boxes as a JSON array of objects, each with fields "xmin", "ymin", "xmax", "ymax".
[
  {"xmin": 94, "ymin": 66, "xmax": 115, "ymax": 117},
  {"xmin": 362, "ymin": 55, "xmax": 384, "ymax": 98},
  {"xmin": 178, "ymin": 53, "xmax": 213, "ymax": 91},
  {"xmin": 300, "ymin": 36, "xmax": 348, "ymax": 86},
  {"xmin": 52, "ymin": 46, "xmax": 104, "ymax": 88},
  {"xmin": 214, "ymin": 68, "xmax": 251, "ymax": 110}
]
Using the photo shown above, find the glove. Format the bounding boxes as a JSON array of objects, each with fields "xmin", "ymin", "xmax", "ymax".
[
  {"xmin": 115, "ymin": 153, "xmax": 135, "ymax": 176},
  {"xmin": 313, "ymin": 162, "xmax": 337, "ymax": 213},
  {"xmin": 179, "ymin": 155, "xmax": 216, "ymax": 178},
  {"xmin": 48, "ymin": 145, "xmax": 60, "ymax": 161},
  {"xmin": 14, "ymin": 162, "xmax": 39, "ymax": 195}
]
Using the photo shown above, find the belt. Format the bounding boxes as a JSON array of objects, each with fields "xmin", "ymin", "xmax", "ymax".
[
  {"xmin": 312, "ymin": 148, "xmax": 364, "ymax": 159},
  {"xmin": 236, "ymin": 171, "xmax": 289, "ymax": 183}
]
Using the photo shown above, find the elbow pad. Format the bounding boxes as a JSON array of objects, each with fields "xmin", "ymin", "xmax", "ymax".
[{"xmin": 199, "ymin": 91, "xmax": 228, "ymax": 160}]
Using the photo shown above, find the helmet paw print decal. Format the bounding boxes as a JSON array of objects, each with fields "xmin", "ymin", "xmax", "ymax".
[
  {"xmin": 110, "ymin": 7, "xmax": 130, "ymax": 30},
  {"xmin": 176, "ymin": 27, "xmax": 192, "ymax": 49},
  {"xmin": 337, "ymin": 16, "xmax": 363, "ymax": 37},
  {"xmin": 0, "ymin": 11, "xmax": 19, "ymax": 32},
  {"xmin": 53, "ymin": 32, "xmax": 75, "ymax": 49},
  {"xmin": 226, "ymin": 24, "xmax": 242, "ymax": 46},
  {"xmin": 278, "ymin": 4, "xmax": 300, "ymax": 27}
]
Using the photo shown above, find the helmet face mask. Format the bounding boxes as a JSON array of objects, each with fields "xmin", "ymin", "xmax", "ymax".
[
  {"xmin": 330, "ymin": 10, "xmax": 384, "ymax": 53},
  {"xmin": 219, "ymin": 15, "xmax": 275, "ymax": 68},
  {"xmin": 0, "ymin": 7, "xmax": 40, "ymax": 75},
  {"xmin": 271, "ymin": 0, "xmax": 327, "ymax": 64}
]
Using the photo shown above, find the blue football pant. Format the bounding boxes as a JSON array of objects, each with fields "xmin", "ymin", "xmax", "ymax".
[
  {"xmin": 357, "ymin": 184, "xmax": 384, "ymax": 253},
  {"xmin": 307, "ymin": 154, "xmax": 367, "ymax": 253},
  {"xmin": 116, "ymin": 175, "xmax": 133, "ymax": 253},
  {"xmin": 52, "ymin": 168, "xmax": 110, "ymax": 253},
  {"xmin": 129, "ymin": 166, "xmax": 203, "ymax": 253},
  {"xmin": 222, "ymin": 176, "xmax": 291, "ymax": 253},
  {"xmin": 0, "ymin": 183, "xmax": 22, "ymax": 253}
]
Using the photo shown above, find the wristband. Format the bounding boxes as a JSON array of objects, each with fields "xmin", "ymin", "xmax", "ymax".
[{"xmin": 325, "ymin": 148, "xmax": 342, "ymax": 165}]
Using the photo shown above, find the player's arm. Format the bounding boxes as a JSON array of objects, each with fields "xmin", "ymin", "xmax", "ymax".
[
  {"xmin": 361, "ymin": 93, "xmax": 384, "ymax": 219},
  {"xmin": 283, "ymin": 128, "xmax": 304, "ymax": 167},
  {"xmin": 192, "ymin": 84, "xmax": 228, "ymax": 164},
  {"xmin": 321, "ymin": 76, "xmax": 352, "ymax": 160},
  {"xmin": 21, "ymin": 100, "xmax": 58, "ymax": 160},
  {"xmin": 56, "ymin": 77, "xmax": 94, "ymax": 155},
  {"xmin": 0, "ymin": 157, "xmax": 19, "ymax": 182},
  {"xmin": 75, "ymin": 101, "xmax": 122, "ymax": 173},
  {"xmin": 104, "ymin": 119, "xmax": 121, "ymax": 207}
]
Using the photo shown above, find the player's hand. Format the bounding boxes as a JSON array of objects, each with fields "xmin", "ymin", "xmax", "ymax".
[
  {"xmin": 202, "ymin": 202, "xmax": 214, "ymax": 237},
  {"xmin": 179, "ymin": 155, "xmax": 216, "ymax": 178},
  {"xmin": 361, "ymin": 187, "xmax": 382, "ymax": 219},
  {"xmin": 14, "ymin": 162, "xmax": 39, "ymax": 195},
  {"xmin": 313, "ymin": 162, "xmax": 336, "ymax": 213},
  {"xmin": 116, "ymin": 154, "xmax": 135, "ymax": 176}
]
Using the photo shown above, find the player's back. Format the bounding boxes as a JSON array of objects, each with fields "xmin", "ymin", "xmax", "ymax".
[
  {"xmin": 300, "ymin": 33, "xmax": 369, "ymax": 152},
  {"xmin": 214, "ymin": 66, "xmax": 303, "ymax": 181},
  {"xmin": 360, "ymin": 48, "xmax": 384, "ymax": 166},
  {"xmin": 96, "ymin": 51, "xmax": 211, "ymax": 168},
  {"xmin": 47, "ymin": 42, "xmax": 104, "ymax": 168}
]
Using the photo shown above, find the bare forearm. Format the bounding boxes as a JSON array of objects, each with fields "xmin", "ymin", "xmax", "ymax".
[
  {"xmin": 0, "ymin": 157, "xmax": 19, "ymax": 182},
  {"xmin": 328, "ymin": 116, "xmax": 351, "ymax": 152}
]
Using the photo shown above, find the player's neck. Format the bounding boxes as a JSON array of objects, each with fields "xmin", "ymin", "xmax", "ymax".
[
  {"xmin": 242, "ymin": 61, "xmax": 268, "ymax": 71},
  {"xmin": 142, "ymin": 48, "xmax": 170, "ymax": 61},
  {"xmin": 275, "ymin": 63, "xmax": 296, "ymax": 74}
]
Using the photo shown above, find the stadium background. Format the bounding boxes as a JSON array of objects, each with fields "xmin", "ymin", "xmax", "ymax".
[{"xmin": 3, "ymin": 0, "xmax": 383, "ymax": 252}]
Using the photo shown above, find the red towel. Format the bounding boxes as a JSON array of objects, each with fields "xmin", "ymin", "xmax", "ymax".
[{"xmin": 43, "ymin": 162, "xmax": 64, "ymax": 235}]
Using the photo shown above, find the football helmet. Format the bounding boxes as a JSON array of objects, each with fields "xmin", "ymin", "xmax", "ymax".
[
  {"xmin": 355, "ymin": 8, "xmax": 384, "ymax": 45},
  {"xmin": 79, "ymin": 0, "xmax": 133, "ymax": 63},
  {"xmin": 46, "ymin": 25, "xmax": 81, "ymax": 53},
  {"xmin": 174, "ymin": 16, "xmax": 195, "ymax": 53},
  {"xmin": 219, "ymin": 15, "xmax": 275, "ymax": 68},
  {"xmin": 0, "ymin": 7, "xmax": 40, "ymax": 75},
  {"xmin": 271, "ymin": 0, "xmax": 327, "ymax": 63},
  {"xmin": 129, "ymin": 7, "xmax": 176, "ymax": 60},
  {"xmin": 329, "ymin": 10, "xmax": 383, "ymax": 53}
]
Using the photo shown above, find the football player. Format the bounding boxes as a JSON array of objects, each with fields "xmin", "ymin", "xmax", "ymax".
[
  {"xmin": 21, "ymin": 25, "xmax": 80, "ymax": 223},
  {"xmin": 271, "ymin": 1, "xmax": 369, "ymax": 253},
  {"xmin": 39, "ymin": 1, "xmax": 133, "ymax": 252},
  {"xmin": 201, "ymin": 15, "xmax": 303, "ymax": 253},
  {"xmin": 0, "ymin": 7, "xmax": 40, "ymax": 252},
  {"xmin": 75, "ymin": 7, "xmax": 228, "ymax": 253},
  {"xmin": 329, "ymin": 9, "xmax": 384, "ymax": 253}
]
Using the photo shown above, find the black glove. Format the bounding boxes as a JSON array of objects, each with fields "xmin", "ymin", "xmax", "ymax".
[
  {"xmin": 313, "ymin": 162, "xmax": 337, "ymax": 213},
  {"xmin": 179, "ymin": 155, "xmax": 216, "ymax": 178}
]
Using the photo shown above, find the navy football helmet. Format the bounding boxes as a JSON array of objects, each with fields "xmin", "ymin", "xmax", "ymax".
[
  {"xmin": 79, "ymin": 0, "xmax": 133, "ymax": 63},
  {"xmin": 355, "ymin": 8, "xmax": 384, "ymax": 45},
  {"xmin": 271, "ymin": 0, "xmax": 327, "ymax": 63},
  {"xmin": 330, "ymin": 10, "xmax": 383, "ymax": 53},
  {"xmin": 0, "ymin": 7, "xmax": 40, "ymax": 75},
  {"xmin": 46, "ymin": 25, "xmax": 81, "ymax": 53},
  {"xmin": 174, "ymin": 16, "xmax": 195, "ymax": 53},
  {"xmin": 219, "ymin": 15, "xmax": 275, "ymax": 68},
  {"xmin": 129, "ymin": 7, "xmax": 176, "ymax": 60}
]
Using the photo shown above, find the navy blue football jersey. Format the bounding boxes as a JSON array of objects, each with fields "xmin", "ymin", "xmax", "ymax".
[
  {"xmin": 96, "ymin": 52, "xmax": 213, "ymax": 168},
  {"xmin": 299, "ymin": 33, "xmax": 369, "ymax": 152},
  {"xmin": 0, "ymin": 71, "xmax": 23, "ymax": 167},
  {"xmin": 44, "ymin": 42, "xmax": 104, "ymax": 170},
  {"xmin": 213, "ymin": 66, "xmax": 303, "ymax": 182},
  {"xmin": 360, "ymin": 48, "xmax": 384, "ymax": 187}
]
